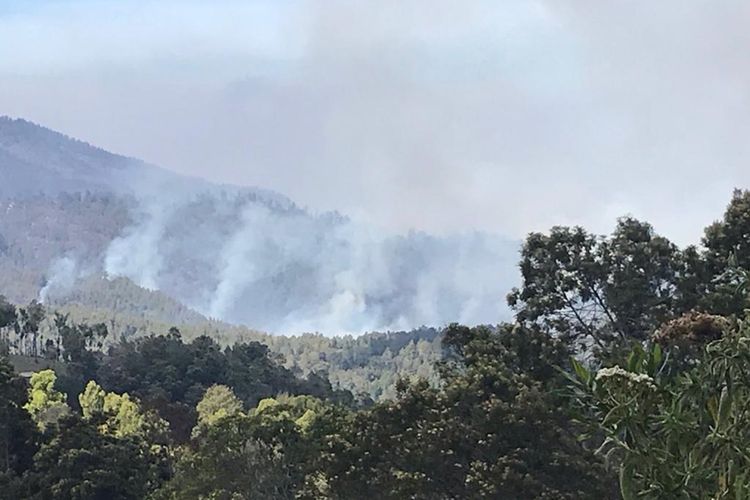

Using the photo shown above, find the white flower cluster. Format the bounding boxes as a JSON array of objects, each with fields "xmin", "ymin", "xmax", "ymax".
[{"xmin": 595, "ymin": 366, "xmax": 657, "ymax": 390}]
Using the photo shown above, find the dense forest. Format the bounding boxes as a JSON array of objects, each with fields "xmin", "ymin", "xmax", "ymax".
[
  {"xmin": 4, "ymin": 189, "xmax": 750, "ymax": 498},
  {"xmin": 1, "ymin": 297, "xmax": 443, "ymax": 402}
]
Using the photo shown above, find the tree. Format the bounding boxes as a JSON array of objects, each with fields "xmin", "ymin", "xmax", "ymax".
[
  {"xmin": 14, "ymin": 301, "xmax": 44, "ymax": 357},
  {"xmin": 54, "ymin": 314, "xmax": 107, "ymax": 408},
  {"xmin": 23, "ymin": 369, "xmax": 70, "ymax": 432},
  {"xmin": 79, "ymin": 381, "xmax": 169, "ymax": 443},
  {"xmin": 700, "ymin": 189, "xmax": 750, "ymax": 316},
  {"xmin": 704, "ymin": 190, "xmax": 750, "ymax": 272},
  {"xmin": 508, "ymin": 218, "xmax": 693, "ymax": 357},
  {"xmin": 0, "ymin": 297, "xmax": 16, "ymax": 355},
  {"xmin": 22, "ymin": 416, "xmax": 168, "ymax": 500},
  {"xmin": 0, "ymin": 358, "xmax": 38, "ymax": 485},
  {"xmin": 97, "ymin": 334, "xmax": 352, "ymax": 442},
  {"xmin": 55, "ymin": 314, "xmax": 108, "ymax": 363},
  {"xmin": 156, "ymin": 396, "xmax": 322, "ymax": 500},
  {"xmin": 312, "ymin": 324, "xmax": 615, "ymax": 499},
  {"xmin": 194, "ymin": 384, "xmax": 244, "ymax": 432}
]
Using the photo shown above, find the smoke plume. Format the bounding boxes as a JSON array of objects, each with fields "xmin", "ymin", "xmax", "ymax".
[
  {"xmin": 103, "ymin": 189, "xmax": 518, "ymax": 335},
  {"xmin": 39, "ymin": 256, "xmax": 79, "ymax": 304}
]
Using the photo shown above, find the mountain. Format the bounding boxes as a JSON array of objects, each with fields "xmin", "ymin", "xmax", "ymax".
[
  {"xmin": 0, "ymin": 116, "xmax": 519, "ymax": 335},
  {"xmin": 0, "ymin": 116, "xmax": 291, "ymax": 204},
  {"xmin": 0, "ymin": 116, "xmax": 152, "ymax": 197}
]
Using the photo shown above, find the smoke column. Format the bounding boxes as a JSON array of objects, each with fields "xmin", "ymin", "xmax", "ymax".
[{"xmin": 103, "ymin": 189, "xmax": 519, "ymax": 334}]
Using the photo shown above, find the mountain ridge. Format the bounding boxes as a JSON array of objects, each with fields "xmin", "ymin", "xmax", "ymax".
[{"xmin": 0, "ymin": 115, "xmax": 294, "ymax": 207}]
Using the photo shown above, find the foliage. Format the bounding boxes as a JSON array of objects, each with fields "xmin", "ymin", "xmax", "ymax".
[
  {"xmin": 95, "ymin": 333, "xmax": 353, "ymax": 442},
  {"xmin": 0, "ymin": 357, "xmax": 38, "ymax": 488},
  {"xmin": 700, "ymin": 189, "xmax": 750, "ymax": 315},
  {"xmin": 22, "ymin": 416, "xmax": 168, "ymax": 500},
  {"xmin": 4, "ymin": 295, "xmax": 442, "ymax": 403},
  {"xmin": 79, "ymin": 380, "xmax": 169, "ymax": 442},
  {"xmin": 308, "ymin": 324, "xmax": 614, "ymax": 499},
  {"xmin": 194, "ymin": 384, "xmax": 244, "ymax": 434},
  {"xmin": 157, "ymin": 403, "xmax": 318, "ymax": 500},
  {"xmin": 23, "ymin": 369, "xmax": 71, "ymax": 432},
  {"xmin": 569, "ymin": 321, "xmax": 750, "ymax": 499},
  {"xmin": 507, "ymin": 218, "xmax": 693, "ymax": 357}
]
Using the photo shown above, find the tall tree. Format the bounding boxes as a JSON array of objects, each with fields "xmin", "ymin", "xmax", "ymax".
[
  {"xmin": 700, "ymin": 189, "xmax": 750, "ymax": 315},
  {"xmin": 0, "ymin": 358, "xmax": 38, "ymax": 484},
  {"xmin": 508, "ymin": 218, "xmax": 692, "ymax": 356},
  {"xmin": 0, "ymin": 297, "xmax": 16, "ymax": 355},
  {"xmin": 193, "ymin": 384, "xmax": 244, "ymax": 432},
  {"xmin": 14, "ymin": 301, "xmax": 44, "ymax": 357}
]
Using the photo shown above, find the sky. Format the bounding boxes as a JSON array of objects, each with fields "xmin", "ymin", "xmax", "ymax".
[{"xmin": 1, "ymin": 0, "xmax": 749, "ymax": 245}]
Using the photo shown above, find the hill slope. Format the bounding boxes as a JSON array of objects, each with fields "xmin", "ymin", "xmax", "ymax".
[
  {"xmin": 0, "ymin": 117, "xmax": 519, "ymax": 335},
  {"xmin": 0, "ymin": 116, "xmax": 156, "ymax": 197}
]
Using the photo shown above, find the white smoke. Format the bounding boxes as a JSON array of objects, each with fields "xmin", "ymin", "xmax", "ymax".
[
  {"xmin": 104, "ymin": 197, "xmax": 174, "ymax": 290},
  {"xmin": 103, "ymin": 188, "xmax": 518, "ymax": 335},
  {"xmin": 39, "ymin": 256, "xmax": 78, "ymax": 304}
]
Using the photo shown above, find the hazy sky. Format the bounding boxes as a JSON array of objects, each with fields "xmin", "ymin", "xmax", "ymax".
[{"xmin": 1, "ymin": 0, "xmax": 748, "ymax": 245}]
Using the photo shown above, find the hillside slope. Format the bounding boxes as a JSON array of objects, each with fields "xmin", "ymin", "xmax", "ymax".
[
  {"xmin": 0, "ymin": 116, "xmax": 156, "ymax": 197},
  {"xmin": 0, "ymin": 117, "xmax": 519, "ymax": 335}
]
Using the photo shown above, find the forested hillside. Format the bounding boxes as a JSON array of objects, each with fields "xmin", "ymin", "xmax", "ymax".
[
  {"xmin": 4, "ymin": 189, "xmax": 750, "ymax": 498},
  {"xmin": 0, "ymin": 116, "xmax": 510, "ymax": 401},
  {"xmin": 0, "ymin": 117, "xmax": 518, "ymax": 334},
  {"xmin": 3, "ymin": 296, "xmax": 442, "ymax": 401},
  {"xmin": 0, "ymin": 188, "xmax": 445, "ymax": 400}
]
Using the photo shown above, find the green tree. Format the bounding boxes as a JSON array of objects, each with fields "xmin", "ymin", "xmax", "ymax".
[
  {"xmin": 313, "ymin": 324, "xmax": 614, "ymax": 499},
  {"xmin": 97, "ymin": 334, "xmax": 351, "ymax": 442},
  {"xmin": 156, "ymin": 396, "xmax": 321, "ymax": 500},
  {"xmin": 0, "ymin": 358, "xmax": 38, "ymax": 489},
  {"xmin": 508, "ymin": 218, "xmax": 693, "ymax": 357},
  {"xmin": 700, "ymin": 189, "xmax": 750, "ymax": 316},
  {"xmin": 14, "ymin": 301, "xmax": 44, "ymax": 357},
  {"xmin": 23, "ymin": 369, "xmax": 70, "ymax": 432},
  {"xmin": 193, "ymin": 384, "xmax": 244, "ymax": 436},
  {"xmin": 79, "ymin": 380, "xmax": 169, "ymax": 443},
  {"xmin": 53, "ymin": 314, "xmax": 107, "ymax": 408},
  {"xmin": 22, "ymin": 416, "xmax": 168, "ymax": 500}
]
